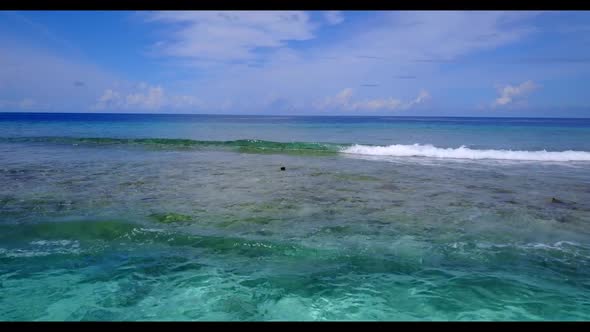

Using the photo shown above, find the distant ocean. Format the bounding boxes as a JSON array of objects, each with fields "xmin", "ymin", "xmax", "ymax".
[{"xmin": 1, "ymin": 112, "xmax": 590, "ymax": 321}]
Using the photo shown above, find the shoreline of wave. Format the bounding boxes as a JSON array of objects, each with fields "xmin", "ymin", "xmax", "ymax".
[{"xmin": 2, "ymin": 136, "xmax": 590, "ymax": 162}]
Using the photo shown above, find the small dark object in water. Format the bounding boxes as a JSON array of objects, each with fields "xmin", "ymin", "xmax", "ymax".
[
  {"xmin": 549, "ymin": 197, "xmax": 578, "ymax": 210},
  {"xmin": 551, "ymin": 197, "xmax": 564, "ymax": 204},
  {"xmin": 280, "ymin": 167, "xmax": 286, "ymax": 171}
]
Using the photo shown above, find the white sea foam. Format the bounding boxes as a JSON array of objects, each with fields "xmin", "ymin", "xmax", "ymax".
[
  {"xmin": 30, "ymin": 240, "xmax": 79, "ymax": 247},
  {"xmin": 341, "ymin": 144, "xmax": 590, "ymax": 161},
  {"xmin": 1, "ymin": 242, "xmax": 82, "ymax": 258}
]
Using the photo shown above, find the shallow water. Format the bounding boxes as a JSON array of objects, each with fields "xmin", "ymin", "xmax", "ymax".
[{"xmin": 1, "ymin": 113, "xmax": 590, "ymax": 321}]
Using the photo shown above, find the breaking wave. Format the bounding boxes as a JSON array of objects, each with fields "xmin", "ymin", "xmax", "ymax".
[
  {"xmin": 3, "ymin": 136, "xmax": 590, "ymax": 161},
  {"xmin": 341, "ymin": 144, "xmax": 590, "ymax": 161}
]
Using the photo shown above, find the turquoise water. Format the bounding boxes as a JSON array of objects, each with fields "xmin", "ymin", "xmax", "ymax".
[{"xmin": 1, "ymin": 113, "xmax": 590, "ymax": 321}]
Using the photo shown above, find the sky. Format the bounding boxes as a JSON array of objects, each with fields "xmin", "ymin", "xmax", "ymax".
[{"xmin": 1, "ymin": 10, "xmax": 590, "ymax": 117}]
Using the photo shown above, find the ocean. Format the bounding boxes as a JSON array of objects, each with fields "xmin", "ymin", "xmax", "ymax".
[{"xmin": 1, "ymin": 112, "xmax": 589, "ymax": 321}]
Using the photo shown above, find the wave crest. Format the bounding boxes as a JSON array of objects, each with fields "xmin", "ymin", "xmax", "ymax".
[{"xmin": 341, "ymin": 144, "xmax": 590, "ymax": 161}]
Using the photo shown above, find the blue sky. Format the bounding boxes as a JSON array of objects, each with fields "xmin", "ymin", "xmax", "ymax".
[{"xmin": 1, "ymin": 10, "xmax": 590, "ymax": 117}]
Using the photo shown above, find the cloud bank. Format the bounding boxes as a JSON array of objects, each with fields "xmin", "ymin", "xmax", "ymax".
[
  {"xmin": 493, "ymin": 80, "xmax": 539, "ymax": 107},
  {"xmin": 146, "ymin": 11, "xmax": 315, "ymax": 64},
  {"xmin": 324, "ymin": 11, "xmax": 344, "ymax": 25},
  {"xmin": 313, "ymin": 88, "xmax": 430, "ymax": 112},
  {"xmin": 93, "ymin": 84, "xmax": 202, "ymax": 111}
]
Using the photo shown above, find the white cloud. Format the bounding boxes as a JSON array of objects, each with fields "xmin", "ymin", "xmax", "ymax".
[
  {"xmin": 324, "ymin": 11, "xmax": 344, "ymax": 25},
  {"xmin": 493, "ymin": 80, "xmax": 539, "ymax": 107},
  {"xmin": 93, "ymin": 84, "xmax": 202, "ymax": 111},
  {"xmin": 314, "ymin": 88, "xmax": 430, "ymax": 112},
  {"xmin": 125, "ymin": 86, "xmax": 165, "ymax": 110},
  {"xmin": 405, "ymin": 90, "xmax": 431, "ymax": 109},
  {"xmin": 152, "ymin": 11, "xmax": 542, "ymax": 112},
  {"xmin": 96, "ymin": 89, "xmax": 120, "ymax": 106},
  {"xmin": 333, "ymin": 11, "xmax": 539, "ymax": 62},
  {"xmin": 146, "ymin": 11, "xmax": 315, "ymax": 63}
]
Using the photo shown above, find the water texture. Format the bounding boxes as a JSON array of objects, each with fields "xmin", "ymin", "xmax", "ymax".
[{"xmin": 1, "ymin": 113, "xmax": 589, "ymax": 321}]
